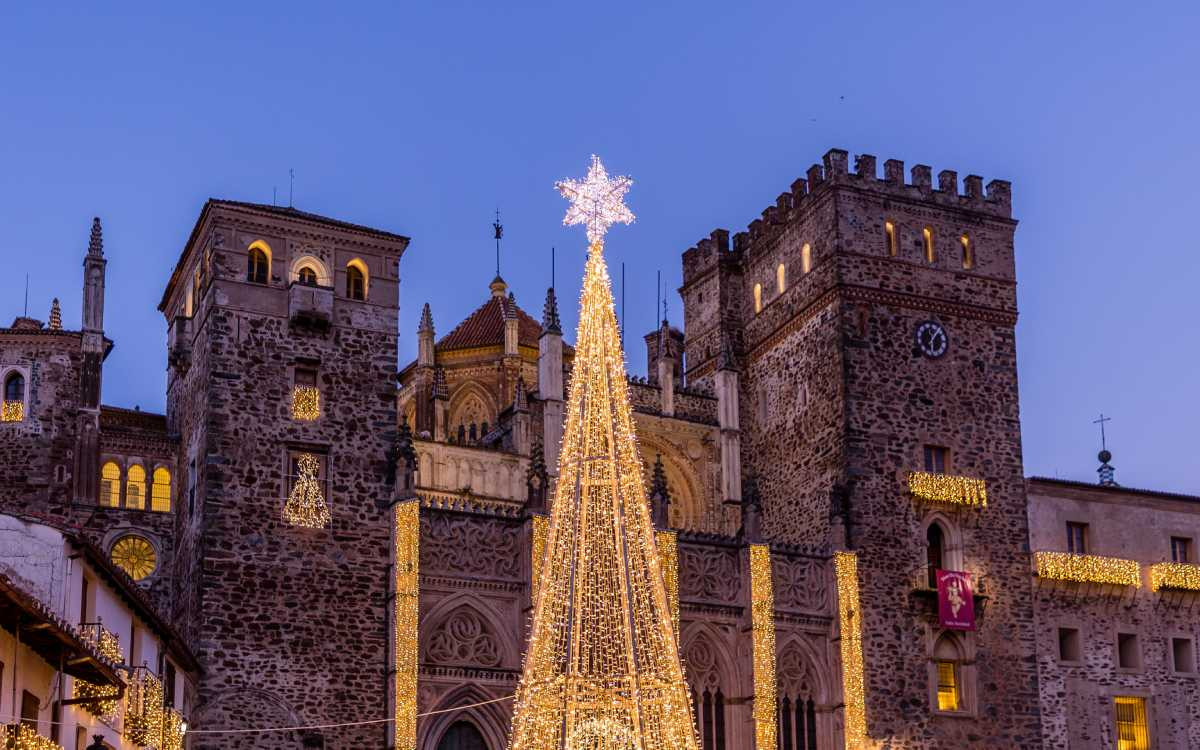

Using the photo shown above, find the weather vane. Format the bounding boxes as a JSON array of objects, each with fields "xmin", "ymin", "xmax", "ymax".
[{"xmin": 555, "ymin": 155, "xmax": 634, "ymax": 246}]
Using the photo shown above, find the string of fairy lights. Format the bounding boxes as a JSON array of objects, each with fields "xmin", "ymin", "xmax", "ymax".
[
  {"xmin": 749, "ymin": 544, "xmax": 778, "ymax": 750},
  {"xmin": 906, "ymin": 471, "xmax": 987, "ymax": 507},
  {"xmin": 393, "ymin": 499, "xmax": 421, "ymax": 749}
]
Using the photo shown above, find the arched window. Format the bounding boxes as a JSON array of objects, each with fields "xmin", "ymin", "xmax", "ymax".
[
  {"xmin": 776, "ymin": 263, "xmax": 786, "ymax": 294},
  {"xmin": 436, "ymin": 721, "xmax": 488, "ymax": 750},
  {"xmin": 777, "ymin": 645, "xmax": 820, "ymax": 750},
  {"xmin": 247, "ymin": 247, "xmax": 269, "ymax": 284},
  {"xmin": 346, "ymin": 259, "xmax": 368, "ymax": 300},
  {"xmin": 151, "ymin": 467, "xmax": 172, "ymax": 512},
  {"xmin": 126, "ymin": 464, "xmax": 146, "ymax": 510},
  {"xmin": 2, "ymin": 372, "xmax": 24, "ymax": 422},
  {"xmin": 753, "ymin": 283, "xmax": 763, "ymax": 314},
  {"xmin": 960, "ymin": 233, "xmax": 973, "ymax": 269},
  {"xmin": 801, "ymin": 243, "xmax": 812, "ymax": 274},
  {"xmin": 885, "ymin": 220, "xmax": 897, "ymax": 257},
  {"xmin": 298, "ymin": 265, "xmax": 318, "ymax": 286},
  {"xmin": 685, "ymin": 638, "xmax": 728, "ymax": 750},
  {"xmin": 923, "ymin": 226, "xmax": 935, "ymax": 263},
  {"xmin": 933, "ymin": 633, "xmax": 963, "ymax": 712},
  {"xmin": 927, "ymin": 522, "xmax": 945, "ymax": 588},
  {"xmin": 100, "ymin": 462, "xmax": 121, "ymax": 507}
]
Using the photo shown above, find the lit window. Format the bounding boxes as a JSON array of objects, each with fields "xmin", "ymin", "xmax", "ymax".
[
  {"xmin": 1114, "ymin": 696, "xmax": 1149, "ymax": 750},
  {"xmin": 885, "ymin": 220, "xmax": 897, "ymax": 256},
  {"xmin": 110, "ymin": 535, "xmax": 157, "ymax": 581},
  {"xmin": 2, "ymin": 372, "xmax": 24, "ymax": 422},
  {"xmin": 1067, "ymin": 522, "xmax": 1088, "ymax": 554},
  {"xmin": 935, "ymin": 660, "xmax": 959, "ymax": 711},
  {"xmin": 960, "ymin": 233, "xmax": 973, "ymax": 269},
  {"xmin": 100, "ymin": 462, "xmax": 121, "ymax": 507},
  {"xmin": 753, "ymin": 283, "xmax": 762, "ymax": 313},
  {"xmin": 292, "ymin": 368, "xmax": 320, "ymax": 421},
  {"xmin": 801, "ymin": 243, "xmax": 812, "ymax": 274},
  {"xmin": 923, "ymin": 227, "xmax": 935, "ymax": 263},
  {"xmin": 776, "ymin": 263, "xmax": 786, "ymax": 293},
  {"xmin": 346, "ymin": 260, "xmax": 367, "ymax": 301},
  {"xmin": 1171, "ymin": 536, "xmax": 1191, "ymax": 563},
  {"xmin": 151, "ymin": 467, "xmax": 172, "ymax": 512},
  {"xmin": 298, "ymin": 265, "xmax": 318, "ymax": 286},
  {"xmin": 284, "ymin": 450, "xmax": 331, "ymax": 528},
  {"xmin": 126, "ymin": 464, "xmax": 146, "ymax": 510},
  {"xmin": 191, "ymin": 268, "xmax": 201, "ymax": 314},
  {"xmin": 247, "ymin": 247, "xmax": 269, "ymax": 284}
]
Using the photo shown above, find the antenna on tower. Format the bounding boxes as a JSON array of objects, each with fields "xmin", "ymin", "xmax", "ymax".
[
  {"xmin": 24, "ymin": 274, "xmax": 29, "ymax": 317},
  {"xmin": 288, "ymin": 169, "xmax": 295, "ymax": 208},
  {"xmin": 273, "ymin": 186, "xmax": 278, "ymax": 207},
  {"xmin": 551, "ymin": 246, "xmax": 556, "ymax": 291},
  {"xmin": 493, "ymin": 208, "xmax": 503, "ymax": 278},
  {"xmin": 620, "ymin": 262, "xmax": 625, "ymax": 346}
]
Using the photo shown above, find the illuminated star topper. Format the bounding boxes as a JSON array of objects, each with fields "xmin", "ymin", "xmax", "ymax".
[{"xmin": 555, "ymin": 155, "xmax": 635, "ymax": 245}]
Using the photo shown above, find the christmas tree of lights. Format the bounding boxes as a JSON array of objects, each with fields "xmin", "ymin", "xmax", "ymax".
[{"xmin": 508, "ymin": 156, "xmax": 699, "ymax": 750}]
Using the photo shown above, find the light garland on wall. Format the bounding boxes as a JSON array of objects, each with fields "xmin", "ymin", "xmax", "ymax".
[
  {"xmin": 656, "ymin": 530, "xmax": 679, "ymax": 640},
  {"xmin": 124, "ymin": 668, "xmax": 164, "ymax": 747},
  {"xmin": 749, "ymin": 544, "xmax": 777, "ymax": 750},
  {"xmin": 1148, "ymin": 562, "xmax": 1200, "ymax": 592},
  {"xmin": 1033, "ymin": 551, "xmax": 1141, "ymax": 587},
  {"xmin": 906, "ymin": 471, "xmax": 987, "ymax": 507},
  {"xmin": 1, "ymin": 400, "xmax": 23, "ymax": 422},
  {"xmin": 393, "ymin": 499, "xmax": 420, "ymax": 750},
  {"xmin": 531, "ymin": 515, "xmax": 549, "ymax": 603},
  {"xmin": 291, "ymin": 386, "xmax": 320, "ymax": 421},
  {"xmin": 161, "ymin": 707, "xmax": 186, "ymax": 750},
  {"xmin": 2, "ymin": 723, "xmax": 65, "ymax": 750},
  {"xmin": 834, "ymin": 551, "xmax": 866, "ymax": 750},
  {"xmin": 283, "ymin": 453, "xmax": 331, "ymax": 528},
  {"xmin": 508, "ymin": 157, "xmax": 698, "ymax": 750},
  {"xmin": 74, "ymin": 624, "xmax": 123, "ymax": 718}
]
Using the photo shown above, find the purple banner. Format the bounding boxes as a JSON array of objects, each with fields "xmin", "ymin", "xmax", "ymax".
[{"xmin": 937, "ymin": 569, "xmax": 975, "ymax": 631}]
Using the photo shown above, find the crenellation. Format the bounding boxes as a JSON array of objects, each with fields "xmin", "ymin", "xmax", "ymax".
[
  {"xmin": 937, "ymin": 169, "xmax": 958, "ymax": 195},
  {"xmin": 854, "ymin": 153, "xmax": 877, "ymax": 180},
  {"xmin": 910, "ymin": 163, "xmax": 933, "ymax": 191},
  {"xmin": 790, "ymin": 177, "xmax": 808, "ymax": 203},
  {"xmin": 822, "ymin": 148, "xmax": 849, "ymax": 177},
  {"xmin": 964, "ymin": 174, "xmax": 984, "ymax": 199},
  {"xmin": 884, "ymin": 158, "xmax": 905, "ymax": 185},
  {"xmin": 986, "ymin": 178, "xmax": 1012, "ymax": 212},
  {"xmin": 805, "ymin": 163, "xmax": 823, "ymax": 188}
]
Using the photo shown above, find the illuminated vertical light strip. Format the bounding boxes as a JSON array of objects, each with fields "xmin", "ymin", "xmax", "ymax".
[
  {"xmin": 834, "ymin": 551, "xmax": 866, "ymax": 750},
  {"xmin": 749, "ymin": 544, "xmax": 777, "ymax": 750},
  {"xmin": 657, "ymin": 530, "xmax": 679, "ymax": 639},
  {"xmin": 531, "ymin": 514, "xmax": 550, "ymax": 602},
  {"xmin": 394, "ymin": 499, "xmax": 420, "ymax": 750}
]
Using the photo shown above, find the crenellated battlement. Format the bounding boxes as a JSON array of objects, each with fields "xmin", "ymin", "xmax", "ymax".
[{"xmin": 682, "ymin": 148, "xmax": 1012, "ymax": 287}]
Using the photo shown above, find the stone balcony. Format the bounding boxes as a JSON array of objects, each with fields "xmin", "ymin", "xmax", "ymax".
[{"xmin": 289, "ymin": 281, "xmax": 333, "ymax": 331}]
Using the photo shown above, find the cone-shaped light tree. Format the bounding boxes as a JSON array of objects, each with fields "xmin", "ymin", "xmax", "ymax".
[{"xmin": 508, "ymin": 156, "xmax": 700, "ymax": 750}]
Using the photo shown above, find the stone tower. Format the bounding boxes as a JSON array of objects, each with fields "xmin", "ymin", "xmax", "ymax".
[
  {"xmin": 158, "ymin": 200, "xmax": 409, "ymax": 749},
  {"xmin": 75, "ymin": 217, "xmax": 107, "ymax": 505},
  {"xmin": 680, "ymin": 149, "xmax": 1041, "ymax": 746}
]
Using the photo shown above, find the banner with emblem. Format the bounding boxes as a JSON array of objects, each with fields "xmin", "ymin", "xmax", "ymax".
[{"xmin": 936, "ymin": 569, "xmax": 975, "ymax": 631}]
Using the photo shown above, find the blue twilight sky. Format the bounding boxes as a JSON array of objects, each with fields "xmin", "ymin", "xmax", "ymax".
[{"xmin": 1, "ymin": 3, "xmax": 1197, "ymax": 494}]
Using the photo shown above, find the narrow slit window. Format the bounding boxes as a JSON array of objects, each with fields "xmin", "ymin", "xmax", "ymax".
[
  {"xmin": 346, "ymin": 261, "xmax": 367, "ymax": 300},
  {"xmin": 885, "ymin": 220, "xmax": 897, "ymax": 256},
  {"xmin": 960, "ymin": 233, "xmax": 973, "ymax": 269},
  {"xmin": 753, "ymin": 283, "xmax": 763, "ymax": 314},
  {"xmin": 801, "ymin": 243, "xmax": 812, "ymax": 274},
  {"xmin": 776, "ymin": 263, "xmax": 786, "ymax": 293},
  {"xmin": 247, "ymin": 247, "xmax": 269, "ymax": 284},
  {"xmin": 923, "ymin": 227, "xmax": 935, "ymax": 263}
]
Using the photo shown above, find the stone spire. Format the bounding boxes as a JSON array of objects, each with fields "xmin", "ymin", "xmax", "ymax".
[
  {"xmin": 504, "ymin": 292, "xmax": 519, "ymax": 356},
  {"xmin": 525, "ymin": 439, "xmax": 549, "ymax": 513},
  {"xmin": 88, "ymin": 217, "xmax": 103, "ymax": 256},
  {"xmin": 542, "ymin": 286, "xmax": 562, "ymax": 334},
  {"xmin": 418, "ymin": 302, "xmax": 434, "ymax": 334},
  {"xmin": 513, "ymin": 374, "xmax": 529, "ymax": 412},
  {"xmin": 650, "ymin": 454, "xmax": 671, "ymax": 529},
  {"xmin": 48, "ymin": 298, "xmax": 62, "ymax": 330},
  {"xmin": 417, "ymin": 302, "xmax": 435, "ymax": 367}
]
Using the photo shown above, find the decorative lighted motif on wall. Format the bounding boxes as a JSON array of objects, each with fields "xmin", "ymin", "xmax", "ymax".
[
  {"xmin": 1034, "ymin": 551, "xmax": 1141, "ymax": 587},
  {"xmin": 124, "ymin": 667, "xmax": 164, "ymax": 747},
  {"xmin": 531, "ymin": 514, "xmax": 549, "ymax": 602},
  {"xmin": 936, "ymin": 570, "xmax": 975, "ymax": 630},
  {"xmin": 657, "ymin": 530, "xmax": 679, "ymax": 639},
  {"xmin": 393, "ymin": 499, "xmax": 420, "ymax": 750},
  {"xmin": 749, "ymin": 544, "xmax": 777, "ymax": 750},
  {"xmin": 291, "ymin": 386, "xmax": 321, "ymax": 421},
  {"xmin": 110, "ymin": 535, "xmax": 157, "ymax": 581},
  {"xmin": 161, "ymin": 708, "xmax": 187, "ymax": 750},
  {"xmin": 1148, "ymin": 562, "xmax": 1200, "ymax": 592},
  {"xmin": 1, "ymin": 400, "xmax": 23, "ymax": 422},
  {"xmin": 906, "ymin": 471, "xmax": 987, "ymax": 507},
  {"xmin": 834, "ymin": 551, "xmax": 867, "ymax": 750},
  {"xmin": 283, "ymin": 453, "xmax": 331, "ymax": 528}
]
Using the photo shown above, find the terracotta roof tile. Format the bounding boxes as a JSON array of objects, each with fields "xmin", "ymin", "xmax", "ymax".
[{"xmin": 437, "ymin": 296, "xmax": 544, "ymax": 352}]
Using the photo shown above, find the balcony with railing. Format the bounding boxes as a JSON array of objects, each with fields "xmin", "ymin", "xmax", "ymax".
[
  {"xmin": 124, "ymin": 666, "xmax": 164, "ymax": 747},
  {"xmin": 906, "ymin": 471, "xmax": 987, "ymax": 507},
  {"xmin": 907, "ymin": 564, "xmax": 990, "ymax": 618},
  {"xmin": 2, "ymin": 723, "xmax": 65, "ymax": 750},
  {"xmin": 1033, "ymin": 551, "xmax": 1141, "ymax": 588},
  {"xmin": 73, "ymin": 622, "xmax": 124, "ymax": 721},
  {"xmin": 1148, "ymin": 562, "xmax": 1200, "ymax": 593}
]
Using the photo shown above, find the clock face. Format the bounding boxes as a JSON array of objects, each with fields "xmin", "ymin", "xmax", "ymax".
[{"xmin": 915, "ymin": 321, "xmax": 949, "ymax": 359}]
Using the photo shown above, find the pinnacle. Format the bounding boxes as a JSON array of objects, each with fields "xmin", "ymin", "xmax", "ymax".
[
  {"xmin": 48, "ymin": 298, "xmax": 62, "ymax": 330},
  {"xmin": 418, "ymin": 302, "xmax": 434, "ymax": 334},
  {"xmin": 505, "ymin": 291, "xmax": 518, "ymax": 320},
  {"xmin": 541, "ymin": 287, "xmax": 562, "ymax": 334},
  {"xmin": 88, "ymin": 217, "xmax": 103, "ymax": 256}
]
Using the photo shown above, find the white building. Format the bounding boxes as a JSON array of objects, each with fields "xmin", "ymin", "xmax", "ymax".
[{"xmin": 0, "ymin": 514, "xmax": 197, "ymax": 750}]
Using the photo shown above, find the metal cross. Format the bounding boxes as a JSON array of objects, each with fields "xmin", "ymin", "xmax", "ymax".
[{"xmin": 1093, "ymin": 413, "xmax": 1111, "ymax": 451}]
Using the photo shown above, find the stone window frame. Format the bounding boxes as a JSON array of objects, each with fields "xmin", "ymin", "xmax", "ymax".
[
  {"xmin": 924, "ymin": 626, "xmax": 977, "ymax": 718},
  {"xmin": 1167, "ymin": 532, "xmax": 1195, "ymax": 563},
  {"xmin": 1107, "ymin": 690, "xmax": 1155, "ymax": 750},
  {"xmin": 102, "ymin": 528, "xmax": 163, "ymax": 582},
  {"xmin": 0, "ymin": 364, "xmax": 32, "ymax": 423},
  {"xmin": 1051, "ymin": 616, "xmax": 1086, "ymax": 666},
  {"xmin": 283, "ymin": 443, "xmax": 333, "ymax": 518},
  {"xmin": 1114, "ymin": 628, "xmax": 1144, "ymax": 674},
  {"xmin": 97, "ymin": 454, "xmax": 173, "ymax": 512},
  {"xmin": 1167, "ymin": 632, "xmax": 1197, "ymax": 676}
]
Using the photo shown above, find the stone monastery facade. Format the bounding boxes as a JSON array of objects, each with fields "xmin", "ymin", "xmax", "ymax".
[{"xmin": 2, "ymin": 149, "xmax": 1199, "ymax": 750}]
